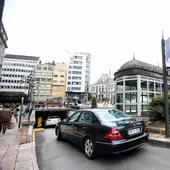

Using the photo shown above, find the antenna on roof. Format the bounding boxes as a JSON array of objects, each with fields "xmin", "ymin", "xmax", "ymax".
[{"xmin": 133, "ymin": 52, "xmax": 135, "ymax": 60}]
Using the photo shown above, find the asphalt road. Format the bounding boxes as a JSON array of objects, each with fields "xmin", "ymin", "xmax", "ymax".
[{"xmin": 36, "ymin": 128, "xmax": 170, "ymax": 170}]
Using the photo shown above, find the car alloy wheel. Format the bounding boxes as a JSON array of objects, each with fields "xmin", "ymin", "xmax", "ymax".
[{"xmin": 84, "ymin": 138, "xmax": 96, "ymax": 159}]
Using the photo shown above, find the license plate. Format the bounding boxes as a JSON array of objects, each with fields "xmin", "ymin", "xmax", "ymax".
[{"xmin": 128, "ymin": 128, "xmax": 140, "ymax": 135}]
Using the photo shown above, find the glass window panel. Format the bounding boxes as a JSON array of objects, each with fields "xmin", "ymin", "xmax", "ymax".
[
  {"xmin": 125, "ymin": 80, "xmax": 137, "ymax": 91},
  {"xmin": 141, "ymin": 92, "xmax": 148, "ymax": 103},
  {"xmin": 117, "ymin": 81, "xmax": 123, "ymax": 92},
  {"xmin": 155, "ymin": 82, "xmax": 161, "ymax": 92},
  {"xmin": 116, "ymin": 104, "xmax": 123, "ymax": 111},
  {"xmin": 148, "ymin": 93, "xmax": 154, "ymax": 102},
  {"xmin": 116, "ymin": 93, "xmax": 123, "ymax": 103},
  {"xmin": 141, "ymin": 80, "xmax": 147, "ymax": 91},
  {"xmin": 148, "ymin": 81, "xmax": 154, "ymax": 91},
  {"xmin": 125, "ymin": 92, "xmax": 137, "ymax": 103}
]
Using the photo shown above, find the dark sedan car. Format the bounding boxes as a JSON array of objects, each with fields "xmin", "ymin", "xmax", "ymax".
[{"xmin": 55, "ymin": 109, "xmax": 149, "ymax": 159}]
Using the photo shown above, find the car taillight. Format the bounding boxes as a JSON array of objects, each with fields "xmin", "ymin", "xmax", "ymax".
[
  {"xmin": 105, "ymin": 128, "xmax": 123, "ymax": 140},
  {"xmin": 144, "ymin": 127, "xmax": 148, "ymax": 132}
]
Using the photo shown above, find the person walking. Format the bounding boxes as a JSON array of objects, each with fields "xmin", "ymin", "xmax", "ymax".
[
  {"xmin": 0, "ymin": 104, "xmax": 12, "ymax": 134},
  {"xmin": 13, "ymin": 107, "xmax": 20, "ymax": 123}
]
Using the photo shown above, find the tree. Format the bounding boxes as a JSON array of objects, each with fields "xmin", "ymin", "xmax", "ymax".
[
  {"xmin": 0, "ymin": 92, "xmax": 28, "ymax": 104},
  {"xmin": 91, "ymin": 97, "xmax": 97, "ymax": 108}
]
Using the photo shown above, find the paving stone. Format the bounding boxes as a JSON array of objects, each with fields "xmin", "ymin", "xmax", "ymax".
[{"xmin": 15, "ymin": 160, "xmax": 33, "ymax": 170}]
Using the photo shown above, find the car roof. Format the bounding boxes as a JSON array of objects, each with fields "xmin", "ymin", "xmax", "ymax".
[{"xmin": 78, "ymin": 108, "xmax": 116, "ymax": 112}]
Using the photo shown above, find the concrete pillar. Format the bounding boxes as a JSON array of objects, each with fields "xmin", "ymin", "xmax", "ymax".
[
  {"xmin": 123, "ymin": 77, "xmax": 125, "ymax": 112},
  {"xmin": 137, "ymin": 75, "xmax": 141, "ymax": 116}
]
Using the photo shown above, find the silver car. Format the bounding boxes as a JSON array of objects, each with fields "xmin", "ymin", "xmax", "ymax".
[{"xmin": 45, "ymin": 116, "xmax": 61, "ymax": 126}]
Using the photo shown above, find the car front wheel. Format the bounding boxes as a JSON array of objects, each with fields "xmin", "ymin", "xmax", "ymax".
[
  {"xmin": 56, "ymin": 126, "xmax": 62, "ymax": 141},
  {"xmin": 84, "ymin": 137, "xmax": 96, "ymax": 159}
]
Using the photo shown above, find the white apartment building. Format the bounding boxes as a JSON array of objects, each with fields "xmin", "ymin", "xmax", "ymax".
[
  {"xmin": 0, "ymin": 54, "xmax": 39, "ymax": 94},
  {"xmin": 89, "ymin": 74, "xmax": 115, "ymax": 103},
  {"xmin": 33, "ymin": 62, "xmax": 54, "ymax": 102},
  {"xmin": 0, "ymin": 23, "xmax": 8, "ymax": 78},
  {"xmin": 66, "ymin": 52, "xmax": 91, "ymax": 99}
]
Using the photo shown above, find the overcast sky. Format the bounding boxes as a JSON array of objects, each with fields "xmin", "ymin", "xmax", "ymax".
[{"xmin": 3, "ymin": 0, "xmax": 170, "ymax": 83}]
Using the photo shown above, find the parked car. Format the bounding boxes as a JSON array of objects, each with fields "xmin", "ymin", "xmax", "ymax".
[
  {"xmin": 45, "ymin": 116, "xmax": 61, "ymax": 126},
  {"xmin": 55, "ymin": 109, "xmax": 149, "ymax": 159}
]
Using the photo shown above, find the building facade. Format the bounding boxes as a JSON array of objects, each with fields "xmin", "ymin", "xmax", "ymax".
[
  {"xmin": 66, "ymin": 52, "xmax": 91, "ymax": 99},
  {"xmin": 89, "ymin": 74, "xmax": 115, "ymax": 103},
  {"xmin": 0, "ymin": 23, "xmax": 8, "ymax": 78},
  {"xmin": 0, "ymin": 54, "xmax": 39, "ymax": 94},
  {"xmin": 33, "ymin": 62, "xmax": 53, "ymax": 102},
  {"xmin": 52, "ymin": 63, "xmax": 67, "ymax": 100},
  {"xmin": 114, "ymin": 59, "xmax": 170, "ymax": 116}
]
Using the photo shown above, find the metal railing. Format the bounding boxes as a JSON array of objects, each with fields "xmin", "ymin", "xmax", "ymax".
[{"xmin": 18, "ymin": 97, "xmax": 34, "ymax": 129}]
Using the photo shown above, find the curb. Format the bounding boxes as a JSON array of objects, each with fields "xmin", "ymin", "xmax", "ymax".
[{"xmin": 147, "ymin": 138, "xmax": 170, "ymax": 149}]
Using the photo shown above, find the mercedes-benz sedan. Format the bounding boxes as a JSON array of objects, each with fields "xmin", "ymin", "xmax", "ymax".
[{"xmin": 55, "ymin": 109, "xmax": 149, "ymax": 159}]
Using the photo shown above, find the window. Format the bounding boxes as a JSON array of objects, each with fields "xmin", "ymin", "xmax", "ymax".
[
  {"xmin": 72, "ymin": 71, "xmax": 82, "ymax": 75},
  {"xmin": 69, "ymin": 66, "xmax": 72, "ymax": 69},
  {"xmin": 68, "ymin": 76, "xmax": 71, "ymax": 79},
  {"xmin": 47, "ymin": 78, "xmax": 52, "ymax": 82},
  {"xmin": 68, "ymin": 112, "xmax": 81, "ymax": 123},
  {"xmin": 36, "ymin": 78, "xmax": 40, "ymax": 81},
  {"xmin": 54, "ymin": 75, "xmax": 58, "ymax": 77},
  {"xmin": 73, "ymin": 61, "xmax": 82, "ymax": 64},
  {"xmin": 41, "ymin": 78, "xmax": 46, "ymax": 82},
  {"xmin": 61, "ymin": 75, "xmax": 64, "ymax": 78},
  {"xmin": 96, "ymin": 110, "xmax": 131, "ymax": 122},
  {"xmin": 73, "ymin": 66, "xmax": 82, "ymax": 69},
  {"xmin": 43, "ymin": 67, "xmax": 47, "ymax": 71},
  {"xmin": 68, "ymin": 82, "xmax": 71, "ymax": 85},
  {"xmin": 71, "ymin": 87, "xmax": 81, "ymax": 91},
  {"xmin": 72, "ymin": 76, "xmax": 81, "ymax": 80},
  {"xmin": 78, "ymin": 112, "xmax": 93, "ymax": 124}
]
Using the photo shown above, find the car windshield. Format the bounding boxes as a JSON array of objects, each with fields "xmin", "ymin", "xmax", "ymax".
[{"xmin": 96, "ymin": 109, "xmax": 131, "ymax": 122}]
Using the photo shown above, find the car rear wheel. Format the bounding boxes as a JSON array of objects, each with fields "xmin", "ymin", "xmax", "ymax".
[
  {"xmin": 84, "ymin": 137, "xmax": 96, "ymax": 159},
  {"xmin": 56, "ymin": 127, "xmax": 62, "ymax": 141}
]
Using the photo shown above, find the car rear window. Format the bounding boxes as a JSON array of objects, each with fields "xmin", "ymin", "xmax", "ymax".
[
  {"xmin": 96, "ymin": 110, "xmax": 131, "ymax": 122},
  {"xmin": 48, "ymin": 116, "xmax": 60, "ymax": 119}
]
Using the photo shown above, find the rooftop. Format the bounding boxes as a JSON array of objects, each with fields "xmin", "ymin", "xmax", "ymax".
[
  {"xmin": 4, "ymin": 54, "xmax": 40, "ymax": 61},
  {"xmin": 118, "ymin": 59, "xmax": 162, "ymax": 73}
]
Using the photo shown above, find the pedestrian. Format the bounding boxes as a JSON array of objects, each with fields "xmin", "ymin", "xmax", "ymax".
[
  {"xmin": 13, "ymin": 107, "xmax": 20, "ymax": 123},
  {"xmin": 0, "ymin": 104, "xmax": 12, "ymax": 134}
]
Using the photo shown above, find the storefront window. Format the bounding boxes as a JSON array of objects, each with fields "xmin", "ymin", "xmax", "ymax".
[{"xmin": 125, "ymin": 80, "xmax": 137, "ymax": 91}]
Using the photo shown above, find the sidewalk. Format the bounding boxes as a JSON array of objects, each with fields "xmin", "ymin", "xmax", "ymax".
[
  {"xmin": 0, "ymin": 119, "xmax": 20, "ymax": 170},
  {"xmin": 0, "ymin": 118, "xmax": 39, "ymax": 170},
  {"xmin": 148, "ymin": 133, "xmax": 170, "ymax": 148}
]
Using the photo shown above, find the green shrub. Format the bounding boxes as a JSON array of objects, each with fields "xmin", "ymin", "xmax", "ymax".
[
  {"xmin": 148, "ymin": 93, "xmax": 170, "ymax": 122},
  {"xmin": 91, "ymin": 97, "xmax": 97, "ymax": 108}
]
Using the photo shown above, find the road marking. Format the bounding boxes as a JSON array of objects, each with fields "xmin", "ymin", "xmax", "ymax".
[{"xmin": 33, "ymin": 128, "xmax": 44, "ymax": 141}]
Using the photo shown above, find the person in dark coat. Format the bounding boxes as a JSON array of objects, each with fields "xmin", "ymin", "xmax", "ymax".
[{"xmin": 0, "ymin": 104, "xmax": 12, "ymax": 134}]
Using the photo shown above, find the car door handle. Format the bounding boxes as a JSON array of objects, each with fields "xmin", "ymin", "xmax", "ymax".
[{"xmin": 81, "ymin": 126, "xmax": 87, "ymax": 129}]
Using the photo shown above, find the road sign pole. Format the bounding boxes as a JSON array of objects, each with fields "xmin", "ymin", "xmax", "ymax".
[{"xmin": 161, "ymin": 36, "xmax": 170, "ymax": 137}]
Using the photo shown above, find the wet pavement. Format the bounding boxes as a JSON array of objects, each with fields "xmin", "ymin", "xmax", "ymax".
[{"xmin": 36, "ymin": 128, "xmax": 170, "ymax": 170}]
